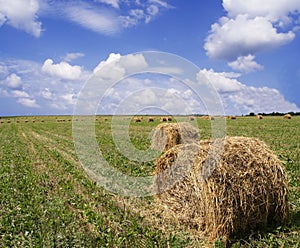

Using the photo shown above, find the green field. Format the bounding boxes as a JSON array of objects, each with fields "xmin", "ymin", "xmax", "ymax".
[{"xmin": 0, "ymin": 116, "xmax": 299, "ymax": 247}]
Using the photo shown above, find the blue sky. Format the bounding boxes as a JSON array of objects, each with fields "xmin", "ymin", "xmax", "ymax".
[{"xmin": 0, "ymin": 0, "xmax": 299, "ymax": 116}]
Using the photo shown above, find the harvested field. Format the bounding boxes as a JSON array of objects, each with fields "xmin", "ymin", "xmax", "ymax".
[{"xmin": 0, "ymin": 115, "xmax": 299, "ymax": 247}]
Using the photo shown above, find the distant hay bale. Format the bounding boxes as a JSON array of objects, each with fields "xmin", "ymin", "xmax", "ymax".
[
  {"xmin": 167, "ymin": 116, "xmax": 172, "ymax": 121},
  {"xmin": 160, "ymin": 117, "xmax": 168, "ymax": 122},
  {"xmin": 189, "ymin": 116, "xmax": 195, "ymax": 121},
  {"xmin": 202, "ymin": 115, "xmax": 214, "ymax": 120},
  {"xmin": 151, "ymin": 122, "xmax": 199, "ymax": 152},
  {"xmin": 227, "ymin": 115, "xmax": 236, "ymax": 119},
  {"xmin": 283, "ymin": 114, "xmax": 292, "ymax": 119},
  {"xmin": 148, "ymin": 117, "xmax": 155, "ymax": 122},
  {"xmin": 256, "ymin": 115, "xmax": 263, "ymax": 119},
  {"xmin": 134, "ymin": 117, "xmax": 142, "ymax": 123},
  {"xmin": 155, "ymin": 136, "xmax": 289, "ymax": 241}
]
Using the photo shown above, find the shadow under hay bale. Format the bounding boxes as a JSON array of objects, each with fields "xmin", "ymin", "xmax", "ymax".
[
  {"xmin": 151, "ymin": 122, "xmax": 200, "ymax": 152},
  {"xmin": 154, "ymin": 136, "xmax": 289, "ymax": 241}
]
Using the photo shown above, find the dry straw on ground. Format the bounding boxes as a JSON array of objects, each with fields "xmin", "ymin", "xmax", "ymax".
[
  {"xmin": 151, "ymin": 122, "xmax": 200, "ymax": 152},
  {"xmin": 154, "ymin": 136, "xmax": 289, "ymax": 241}
]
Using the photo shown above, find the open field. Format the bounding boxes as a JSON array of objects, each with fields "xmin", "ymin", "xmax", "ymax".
[{"xmin": 0, "ymin": 115, "xmax": 299, "ymax": 247}]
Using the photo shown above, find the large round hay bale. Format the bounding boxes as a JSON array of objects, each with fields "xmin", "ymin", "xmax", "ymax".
[
  {"xmin": 151, "ymin": 122, "xmax": 200, "ymax": 152},
  {"xmin": 155, "ymin": 136, "xmax": 289, "ymax": 241}
]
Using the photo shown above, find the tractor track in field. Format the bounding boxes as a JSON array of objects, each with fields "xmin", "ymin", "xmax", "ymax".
[{"xmin": 29, "ymin": 129, "xmax": 79, "ymax": 165}]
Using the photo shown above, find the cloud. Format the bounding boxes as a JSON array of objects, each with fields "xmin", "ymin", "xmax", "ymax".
[
  {"xmin": 223, "ymin": 0, "xmax": 300, "ymax": 21},
  {"xmin": 226, "ymin": 86, "xmax": 300, "ymax": 114},
  {"xmin": 129, "ymin": 9, "xmax": 145, "ymax": 20},
  {"xmin": 93, "ymin": 53, "xmax": 124, "ymax": 80},
  {"xmin": 5, "ymin": 73, "xmax": 22, "ymax": 89},
  {"xmin": 12, "ymin": 90, "xmax": 29, "ymax": 98},
  {"xmin": 197, "ymin": 69, "xmax": 242, "ymax": 93},
  {"xmin": 63, "ymin": 52, "xmax": 85, "ymax": 62},
  {"xmin": 2, "ymin": 54, "xmax": 298, "ymax": 115},
  {"xmin": 17, "ymin": 98, "xmax": 39, "ymax": 108},
  {"xmin": 149, "ymin": 0, "xmax": 172, "ymax": 9},
  {"xmin": 61, "ymin": 92, "xmax": 77, "ymax": 105},
  {"xmin": 0, "ymin": 0, "xmax": 42, "ymax": 37},
  {"xmin": 146, "ymin": 5, "xmax": 159, "ymax": 20},
  {"xmin": 228, "ymin": 55, "xmax": 263, "ymax": 73},
  {"xmin": 93, "ymin": 53, "xmax": 148, "ymax": 80},
  {"xmin": 199, "ymin": 68, "xmax": 300, "ymax": 114},
  {"xmin": 64, "ymin": 3, "xmax": 120, "ymax": 35},
  {"xmin": 40, "ymin": 88, "xmax": 53, "ymax": 100},
  {"xmin": 120, "ymin": 0, "xmax": 173, "ymax": 27},
  {"xmin": 95, "ymin": 0, "xmax": 120, "ymax": 9},
  {"xmin": 0, "ymin": 58, "xmax": 89, "ymax": 113},
  {"xmin": 204, "ymin": 0, "xmax": 300, "ymax": 72},
  {"xmin": 204, "ymin": 15, "xmax": 295, "ymax": 61},
  {"xmin": 42, "ymin": 59, "xmax": 82, "ymax": 80},
  {"xmin": 0, "ymin": 0, "xmax": 173, "ymax": 37},
  {"xmin": 0, "ymin": 63, "xmax": 8, "ymax": 76}
]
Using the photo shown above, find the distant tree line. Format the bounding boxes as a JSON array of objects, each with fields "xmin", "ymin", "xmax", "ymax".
[{"xmin": 247, "ymin": 112, "xmax": 300, "ymax": 116}]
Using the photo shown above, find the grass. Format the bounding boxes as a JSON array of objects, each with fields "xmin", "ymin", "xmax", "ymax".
[{"xmin": 0, "ymin": 115, "xmax": 299, "ymax": 247}]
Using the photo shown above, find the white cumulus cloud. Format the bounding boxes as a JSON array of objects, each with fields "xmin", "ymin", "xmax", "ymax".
[
  {"xmin": 197, "ymin": 69, "xmax": 242, "ymax": 93},
  {"xmin": 199, "ymin": 68, "xmax": 300, "ymax": 114},
  {"xmin": 223, "ymin": 0, "xmax": 300, "ymax": 22},
  {"xmin": 228, "ymin": 55, "xmax": 263, "ymax": 73},
  {"xmin": 40, "ymin": 88, "xmax": 53, "ymax": 100},
  {"xmin": 12, "ymin": 90, "xmax": 29, "ymax": 98},
  {"xmin": 0, "ymin": 0, "xmax": 42, "ymax": 37},
  {"xmin": 5, "ymin": 73, "xmax": 22, "ymax": 89},
  {"xmin": 42, "ymin": 59, "xmax": 82, "ymax": 80},
  {"xmin": 204, "ymin": 15, "xmax": 295, "ymax": 61},
  {"xmin": 17, "ymin": 97, "xmax": 39, "ymax": 108},
  {"xmin": 204, "ymin": 0, "xmax": 300, "ymax": 72},
  {"xmin": 93, "ymin": 53, "xmax": 148, "ymax": 80}
]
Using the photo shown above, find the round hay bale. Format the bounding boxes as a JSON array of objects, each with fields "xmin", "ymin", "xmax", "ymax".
[
  {"xmin": 283, "ymin": 114, "xmax": 292, "ymax": 119},
  {"xmin": 256, "ymin": 114, "xmax": 263, "ymax": 119},
  {"xmin": 134, "ymin": 117, "xmax": 142, "ymax": 122},
  {"xmin": 148, "ymin": 117, "xmax": 155, "ymax": 122},
  {"xmin": 202, "ymin": 115, "xmax": 215, "ymax": 120},
  {"xmin": 155, "ymin": 136, "xmax": 289, "ymax": 241},
  {"xmin": 151, "ymin": 122, "xmax": 200, "ymax": 152}
]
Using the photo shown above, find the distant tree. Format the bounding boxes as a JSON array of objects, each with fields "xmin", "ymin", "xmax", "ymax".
[{"xmin": 249, "ymin": 112, "xmax": 255, "ymax": 116}]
